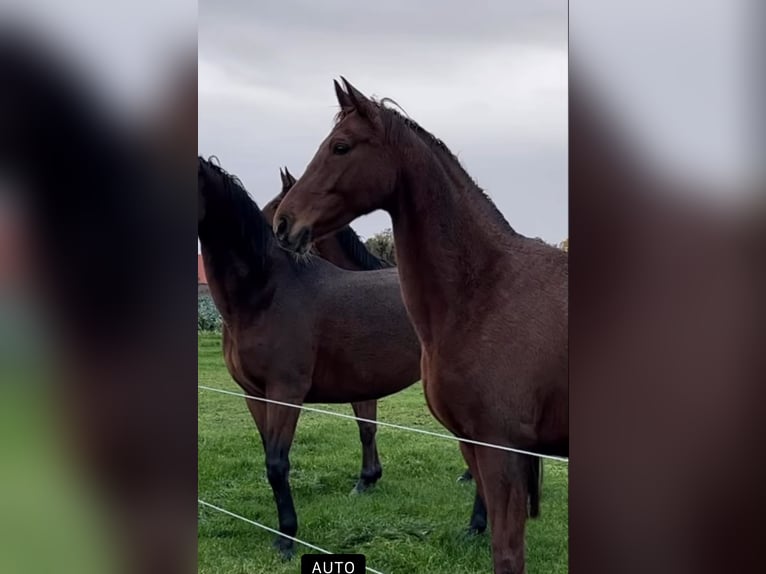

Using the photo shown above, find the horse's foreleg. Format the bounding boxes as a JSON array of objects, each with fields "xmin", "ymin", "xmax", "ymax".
[
  {"xmin": 350, "ymin": 400, "xmax": 382, "ymax": 494},
  {"xmin": 475, "ymin": 448, "xmax": 529, "ymax": 574},
  {"xmin": 460, "ymin": 443, "xmax": 487, "ymax": 534},
  {"xmin": 263, "ymin": 397, "xmax": 301, "ymax": 559},
  {"xmin": 245, "ymin": 397, "xmax": 267, "ymax": 450}
]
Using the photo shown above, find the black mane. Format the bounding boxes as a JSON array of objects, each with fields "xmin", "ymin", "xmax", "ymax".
[
  {"xmin": 198, "ymin": 156, "xmax": 275, "ymax": 277},
  {"xmin": 334, "ymin": 226, "xmax": 393, "ymax": 269}
]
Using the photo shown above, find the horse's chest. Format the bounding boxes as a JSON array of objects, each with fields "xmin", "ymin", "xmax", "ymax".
[
  {"xmin": 222, "ymin": 333, "xmax": 267, "ymax": 394},
  {"xmin": 420, "ymin": 353, "xmax": 464, "ymax": 436},
  {"xmin": 223, "ymin": 339, "xmax": 247, "ymax": 384}
]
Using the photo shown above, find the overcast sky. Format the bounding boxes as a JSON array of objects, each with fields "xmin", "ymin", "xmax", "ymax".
[{"xmin": 199, "ymin": 1, "xmax": 568, "ymax": 243}]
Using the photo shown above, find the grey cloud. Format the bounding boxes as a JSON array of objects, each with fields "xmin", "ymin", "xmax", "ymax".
[
  {"xmin": 202, "ymin": 1, "xmax": 566, "ymax": 47},
  {"xmin": 199, "ymin": 0, "xmax": 568, "ymax": 242}
]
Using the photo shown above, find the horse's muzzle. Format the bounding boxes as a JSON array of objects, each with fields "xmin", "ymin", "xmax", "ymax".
[{"xmin": 275, "ymin": 216, "xmax": 312, "ymax": 254}]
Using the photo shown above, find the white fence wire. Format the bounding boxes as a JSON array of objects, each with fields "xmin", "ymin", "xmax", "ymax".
[
  {"xmin": 198, "ymin": 385, "xmax": 568, "ymax": 463},
  {"xmin": 198, "ymin": 499, "xmax": 387, "ymax": 574}
]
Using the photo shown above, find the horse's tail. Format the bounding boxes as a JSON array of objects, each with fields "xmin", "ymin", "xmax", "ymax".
[{"xmin": 528, "ymin": 455, "xmax": 542, "ymax": 518}]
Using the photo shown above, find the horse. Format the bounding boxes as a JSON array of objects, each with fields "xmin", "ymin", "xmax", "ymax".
[
  {"xmin": 272, "ymin": 79, "xmax": 568, "ymax": 574},
  {"xmin": 264, "ymin": 167, "xmax": 478, "ymax": 487},
  {"xmin": 199, "ymin": 156, "xmax": 471, "ymax": 558},
  {"xmin": 264, "ymin": 167, "xmax": 392, "ymax": 271}
]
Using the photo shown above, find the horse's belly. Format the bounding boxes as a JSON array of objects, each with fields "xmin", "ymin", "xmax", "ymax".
[
  {"xmin": 307, "ymin": 347, "xmax": 419, "ymax": 403},
  {"xmin": 307, "ymin": 367, "xmax": 416, "ymax": 403}
]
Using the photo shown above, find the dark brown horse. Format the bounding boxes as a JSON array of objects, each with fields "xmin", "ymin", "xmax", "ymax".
[
  {"xmin": 264, "ymin": 167, "xmax": 478, "ymax": 487},
  {"xmin": 262, "ymin": 166, "xmax": 392, "ymax": 506},
  {"xmin": 273, "ymin": 79, "xmax": 568, "ymax": 574},
  {"xmin": 199, "ymin": 157, "xmax": 483, "ymax": 557}
]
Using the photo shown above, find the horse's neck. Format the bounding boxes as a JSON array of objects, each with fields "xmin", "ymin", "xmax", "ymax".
[
  {"xmin": 198, "ymin": 203, "xmax": 274, "ymax": 324},
  {"xmin": 198, "ymin": 240, "xmax": 246, "ymax": 325},
  {"xmin": 390, "ymin": 159, "xmax": 511, "ymax": 345},
  {"xmin": 314, "ymin": 236, "xmax": 361, "ymax": 270}
]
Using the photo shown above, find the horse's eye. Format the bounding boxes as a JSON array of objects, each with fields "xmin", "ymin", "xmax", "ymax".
[{"xmin": 332, "ymin": 142, "xmax": 351, "ymax": 155}]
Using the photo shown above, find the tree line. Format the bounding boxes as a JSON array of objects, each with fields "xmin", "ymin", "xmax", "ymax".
[{"xmin": 364, "ymin": 229, "xmax": 568, "ymax": 263}]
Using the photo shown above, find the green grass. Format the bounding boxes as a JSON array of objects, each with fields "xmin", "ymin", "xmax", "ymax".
[{"xmin": 198, "ymin": 332, "xmax": 568, "ymax": 573}]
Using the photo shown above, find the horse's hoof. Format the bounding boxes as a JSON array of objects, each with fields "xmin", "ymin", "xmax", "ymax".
[
  {"xmin": 467, "ymin": 517, "xmax": 487, "ymax": 535},
  {"xmin": 350, "ymin": 479, "xmax": 375, "ymax": 495},
  {"xmin": 467, "ymin": 523, "xmax": 487, "ymax": 536},
  {"xmin": 273, "ymin": 537, "xmax": 295, "ymax": 560},
  {"xmin": 457, "ymin": 470, "xmax": 473, "ymax": 483}
]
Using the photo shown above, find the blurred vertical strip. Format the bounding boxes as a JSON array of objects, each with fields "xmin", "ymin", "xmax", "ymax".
[
  {"xmin": 0, "ymin": 2, "xmax": 197, "ymax": 574},
  {"xmin": 570, "ymin": 1, "xmax": 764, "ymax": 574}
]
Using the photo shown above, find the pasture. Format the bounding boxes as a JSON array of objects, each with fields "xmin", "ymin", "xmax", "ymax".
[{"xmin": 198, "ymin": 333, "xmax": 568, "ymax": 573}]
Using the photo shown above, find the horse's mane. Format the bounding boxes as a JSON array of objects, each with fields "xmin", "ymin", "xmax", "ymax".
[
  {"xmin": 333, "ymin": 226, "xmax": 393, "ymax": 269},
  {"xmin": 198, "ymin": 156, "xmax": 275, "ymax": 275},
  {"xmin": 335, "ymin": 99, "xmax": 517, "ymax": 235}
]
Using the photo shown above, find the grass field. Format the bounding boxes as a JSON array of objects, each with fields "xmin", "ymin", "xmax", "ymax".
[{"xmin": 198, "ymin": 332, "xmax": 568, "ymax": 573}]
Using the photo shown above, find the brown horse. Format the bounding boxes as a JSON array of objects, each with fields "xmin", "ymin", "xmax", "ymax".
[
  {"xmin": 198, "ymin": 157, "xmax": 485, "ymax": 558},
  {"xmin": 264, "ymin": 167, "xmax": 478, "ymax": 488},
  {"xmin": 273, "ymin": 79, "xmax": 568, "ymax": 574},
  {"xmin": 263, "ymin": 166, "xmax": 392, "ymax": 271}
]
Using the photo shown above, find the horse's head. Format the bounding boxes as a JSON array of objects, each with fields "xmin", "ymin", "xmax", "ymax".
[
  {"xmin": 274, "ymin": 78, "xmax": 398, "ymax": 254},
  {"xmin": 262, "ymin": 167, "xmax": 296, "ymax": 225}
]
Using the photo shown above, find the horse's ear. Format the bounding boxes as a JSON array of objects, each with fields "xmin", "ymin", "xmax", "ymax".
[
  {"xmin": 341, "ymin": 77, "xmax": 365, "ymax": 102},
  {"xmin": 279, "ymin": 167, "xmax": 293, "ymax": 195},
  {"xmin": 334, "ymin": 79, "xmax": 353, "ymax": 111},
  {"xmin": 283, "ymin": 167, "xmax": 297, "ymax": 188},
  {"xmin": 340, "ymin": 76, "xmax": 375, "ymax": 121}
]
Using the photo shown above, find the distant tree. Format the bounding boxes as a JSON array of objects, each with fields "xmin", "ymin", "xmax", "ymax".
[
  {"xmin": 364, "ymin": 228, "xmax": 396, "ymax": 265},
  {"xmin": 363, "ymin": 229, "xmax": 567, "ymax": 262}
]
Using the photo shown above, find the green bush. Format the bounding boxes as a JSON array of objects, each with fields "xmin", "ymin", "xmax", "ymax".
[
  {"xmin": 364, "ymin": 228, "xmax": 396, "ymax": 265},
  {"xmin": 198, "ymin": 293, "xmax": 222, "ymax": 332}
]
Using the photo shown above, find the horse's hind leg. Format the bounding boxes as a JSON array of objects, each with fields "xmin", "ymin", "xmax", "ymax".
[
  {"xmin": 351, "ymin": 400, "xmax": 382, "ymax": 494},
  {"xmin": 458, "ymin": 468, "xmax": 474, "ymax": 482},
  {"xmin": 469, "ymin": 488, "xmax": 488, "ymax": 535},
  {"xmin": 457, "ymin": 440, "xmax": 473, "ymax": 482},
  {"xmin": 460, "ymin": 443, "xmax": 487, "ymax": 534},
  {"xmin": 262, "ymin": 396, "xmax": 301, "ymax": 559},
  {"xmin": 475, "ymin": 448, "xmax": 529, "ymax": 574}
]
